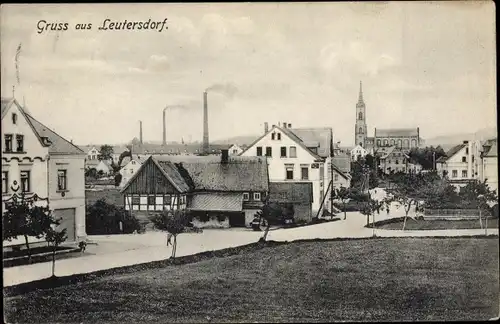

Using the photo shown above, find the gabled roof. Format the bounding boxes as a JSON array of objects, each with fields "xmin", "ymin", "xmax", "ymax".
[
  {"xmin": 482, "ymin": 138, "xmax": 497, "ymax": 158},
  {"xmin": 375, "ymin": 128, "xmax": 419, "ymax": 137},
  {"xmin": 154, "ymin": 155, "xmax": 269, "ymax": 192},
  {"xmin": 437, "ymin": 143, "xmax": 467, "ymax": 163},
  {"xmin": 1, "ymin": 97, "xmax": 84, "ymax": 155},
  {"xmin": 288, "ymin": 127, "xmax": 333, "ymax": 158},
  {"xmin": 239, "ymin": 125, "xmax": 325, "ymax": 161}
]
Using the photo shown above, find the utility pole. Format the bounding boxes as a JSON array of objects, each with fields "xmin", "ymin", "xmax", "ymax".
[{"xmin": 433, "ymin": 151, "xmax": 436, "ymax": 171}]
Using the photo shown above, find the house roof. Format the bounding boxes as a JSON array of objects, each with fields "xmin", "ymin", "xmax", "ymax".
[
  {"xmin": 437, "ymin": 143, "xmax": 467, "ymax": 163},
  {"xmin": 239, "ymin": 125, "xmax": 325, "ymax": 161},
  {"xmin": 26, "ymin": 114, "xmax": 85, "ymax": 155},
  {"xmin": 288, "ymin": 127, "xmax": 333, "ymax": 158},
  {"xmin": 85, "ymin": 160, "xmax": 100, "ymax": 167},
  {"xmin": 482, "ymin": 138, "xmax": 497, "ymax": 158},
  {"xmin": 189, "ymin": 193, "xmax": 243, "ymax": 212},
  {"xmin": 375, "ymin": 128, "xmax": 419, "ymax": 137},
  {"xmin": 2, "ymin": 97, "xmax": 84, "ymax": 155},
  {"xmin": 268, "ymin": 182, "xmax": 313, "ymax": 204},
  {"xmin": 154, "ymin": 155, "xmax": 269, "ymax": 192}
]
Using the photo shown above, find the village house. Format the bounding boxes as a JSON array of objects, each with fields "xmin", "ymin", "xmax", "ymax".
[
  {"xmin": 268, "ymin": 182, "xmax": 313, "ymax": 222},
  {"xmin": 350, "ymin": 145, "xmax": 368, "ymax": 161},
  {"xmin": 436, "ymin": 140, "xmax": 483, "ymax": 189},
  {"xmin": 480, "ymin": 138, "xmax": 498, "ymax": 194},
  {"xmin": 378, "ymin": 146, "xmax": 414, "ymax": 174},
  {"xmin": 2, "ymin": 98, "xmax": 87, "ymax": 250},
  {"xmin": 120, "ymin": 150, "xmax": 269, "ymax": 229},
  {"xmin": 239, "ymin": 122, "xmax": 350, "ymax": 216},
  {"xmin": 119, "ymin": 154, "xmax": 146, "ymax": 187},
  {"xmin": 228, "ymin": 144, "xmax": 244, "ymax": 156}
]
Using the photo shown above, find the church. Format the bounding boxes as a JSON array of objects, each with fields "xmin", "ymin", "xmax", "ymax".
[{"xmin": 354, "ymin": 81, "xmax": 423, "ymax": 154}]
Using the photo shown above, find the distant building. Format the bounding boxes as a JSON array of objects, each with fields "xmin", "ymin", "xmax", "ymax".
[
  {"xmin": 120, "ymin": 151, "xmax": 269, "ymax": 229},
  {"xmin": 2, "ymin": 98, "xmax": 87, "ymax": 250},
  {"xmin": 268, "ymin": 182, "xmax": 313, "ymax": 222},
  {"xmin": 353, "ymin": 81, "xmax": 423, "ymax": 152},
  {"xmin": 95, "ymin": 160, "xmax": 112, "ymax": 175},
  {"xmin": 229, "ymin": 144, "xmax": 244, "ymax": 156},
  {"xmin": 436, "ymin": 140, "xmax": 482, "ymax": 189},
  {"xmin": 350, "ymin": 145, "xmax": 368, "ymax": 161},
  {"xmin": 119, "ymin": 154, "xmax": 146, "ymax": 187},
  {"xmin": 480, "ymin": 138, "xmax": 497, "ymax": 193}
]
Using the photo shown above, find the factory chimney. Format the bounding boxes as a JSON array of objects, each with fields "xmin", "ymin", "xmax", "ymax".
[
  {"xmin": 203, "ymin": 91, "xmax": 209, "ymax": 155},
  {"xmin": 162, "ymin": 108, "xmax": 167, "ymax": 146},
  {"xmin": 139, "ymin": 120, "xmax": 143, "ymax": 144}
]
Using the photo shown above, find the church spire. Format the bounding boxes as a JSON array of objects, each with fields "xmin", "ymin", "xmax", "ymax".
[{"xmin": 358, "ymin": 81, "xmax": 364, "ymax": 104}]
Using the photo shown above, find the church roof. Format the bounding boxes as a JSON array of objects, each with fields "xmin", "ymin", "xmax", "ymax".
[{"xmin": 375, "ymin": 128, "xmax": 419, "ymax": 137}]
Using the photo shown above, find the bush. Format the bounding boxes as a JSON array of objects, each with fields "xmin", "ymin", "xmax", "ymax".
[
  {"xmin": 333, "ymin": 202, "xmax": 360, "ymax": 212},
  {"xmin": 86, "ymin": 199, "xmax": 142, "ymax": 234}
]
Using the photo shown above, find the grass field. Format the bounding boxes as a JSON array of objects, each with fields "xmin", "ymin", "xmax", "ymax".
[
  {"xmin": 4, "ymin": 238, "xmax": 499, "ymax": 322},
  {"xmin": 378, "ymin": 218, "xmax": 499, "ymax": 230}
]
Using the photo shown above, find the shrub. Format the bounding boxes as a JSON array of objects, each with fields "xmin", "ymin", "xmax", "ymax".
[{"xmin": 86, "ymin": 199, "xmax": 141, "ymax": 234}]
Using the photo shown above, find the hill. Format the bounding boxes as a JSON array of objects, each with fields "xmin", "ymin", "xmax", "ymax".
[{"xmin": 424, "ymin": 127, "xmax": 497, "ymax": 149}]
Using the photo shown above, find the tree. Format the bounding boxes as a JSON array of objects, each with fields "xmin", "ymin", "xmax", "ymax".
[
  {"xmin": 408, "ymin": 146, "xmax": 446, "ymax": 170},
  {"xmin": 332, "ymin": 186, "xmax": 365, "ymax": 220},
  {"xmin": 150, "ymin": 210, "xmax": 189, "ymax": 258},
  {"xmin": 45, "ymin": 224, "xmax": 67, "ymax": 278},
  {"xmin": 386, "ymin": 173, "xmax": 439, "ymax": 230},
  {"xmin": 86, "ymin": 199, "xmax": 141, "ymax": 234},
  {"xmin": 3, "ymin": 194, "xmax": 57, "ymax": 263},
  {"xmin": 458, "ymin": 180, "xmax": 498, "ymax": 227},
  {"xmin": 98, "ymin": 145, "xmax": 114, "ymax": 161},
  {"xmin": 85, "ymin": 168, "xmax": 98, "ymax": 179}
]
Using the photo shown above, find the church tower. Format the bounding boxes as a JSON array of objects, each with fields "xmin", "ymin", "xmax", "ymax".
[{"xmin": 354, "ymin": 81, "xmax": 367, "ymax": 147}]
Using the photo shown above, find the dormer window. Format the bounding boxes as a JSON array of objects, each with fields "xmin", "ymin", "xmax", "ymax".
[{"xmin": 12, "ymin": 113, "xmax": 17, "ymax": 124}]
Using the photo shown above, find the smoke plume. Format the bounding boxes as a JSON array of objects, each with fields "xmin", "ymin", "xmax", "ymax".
[{"xmin": 205, "ymin": 82, "xmax": 238, "ymax": 98}]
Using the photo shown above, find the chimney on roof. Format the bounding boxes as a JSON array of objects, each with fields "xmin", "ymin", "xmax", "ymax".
[
  {"xmin": 463, "ymin": 140, "xmax": 469, "ymax": 144},
  {"xmin": 283, "ymin": 122, "xmax": 287, "ymax": 128},
  {"xmin": 288, "ymin": 123, "xmax": 292, "ymax": 128},
  {"xmin": 139, "ymin": 121, "xmax": 143, "ymax": 144},
  {"xmin": 264, "ymin": 122, "xmax": 269, "ymax": 134},
  {"xmin": 221, "ymin": 149, "xmax": 229, "ymax": 164},
  {"xmin": 203, "ymin": 91, "xmax": 209, "ymax": 155}
]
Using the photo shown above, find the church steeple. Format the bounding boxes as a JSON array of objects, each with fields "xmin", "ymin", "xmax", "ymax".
[{"xmin": 358, "ymin": 81, "xmax": 364, "ymax": 104}]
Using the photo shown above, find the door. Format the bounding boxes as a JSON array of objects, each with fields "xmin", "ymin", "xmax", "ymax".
[
  {"xmin": 229, "ymin": 212, "xmax": 246, "ymax": 227},
  {"xmin": 53, "ymin": 208, "xmax": 76, "ymax": 242}
]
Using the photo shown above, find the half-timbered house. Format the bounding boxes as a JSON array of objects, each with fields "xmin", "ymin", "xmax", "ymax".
[{"xmin": 120, "ymin": 149, "xmax": 269, "ymax": 229}]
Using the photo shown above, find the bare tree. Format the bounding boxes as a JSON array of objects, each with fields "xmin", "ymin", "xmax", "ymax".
[{"xmin": 45, "ymin": 223, "xmax": 67, "ymax": 278}]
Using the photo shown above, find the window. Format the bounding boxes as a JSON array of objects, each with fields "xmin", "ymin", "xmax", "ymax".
[
  {"xmin": 253, "ymin": 192, "xmax": 261, "ymax": 201},
  {"xmin": 462, "ymin": 157, "xmax": 467, "ymax": 163},
  {"xmin": 2, "ymin": 171, "xmax": 8, "ymax": 194},
  {"xmin": 20, "ymin": 171, "xmax": 30, "ymax": 192},
  {"xmin": 4, "ymin": 134, "xmax": 13, "ymax": 152},
  {"xmin": 285, "ymin": 164, "xmax": 294, "ymax": 180},
  {"xmin": 16, "ymin": 135, "xmax": 24, "ymax": 152},
  {"xmin": 129, "ymin": 169, "xmax": 133, "ymax": 174},
  {"xmin": 301, "ymin": 165, "xmax": 309, "ymax": 180},
  {"xmin": 358, "ymin": 112, "xmax": 363, "ymax": 120},
  {"xmin": 233, "ymin": 149, "xmax": 238, "ymax": 154},
  {"xmin": 472, "ymin": 156, "xmax": 475, "ymax": 162},
  {"xmin": 334, "ymin": 174, "xmax": 339, "ymax": 181},
  {"xmin": 384, "ymin": 139, "xmax": 389, "ymax": 146},
  {"xmin": 147, "ymin": 196, "xmax": 156, "ymax": 206},
  {"xmin": 289, "ymin": 146, "xmax": 297, "ymax": 158},
  {"xmin": 377, "ymin": 140, "xmax": 381, "ymax": 147},
  {"xmin": 277, "ymin": 133, "xmax": 281, "ymax": 140},
  {"xmin": 243, "ymin": 192, "xmax": 250, "ymax": 201},
  {"xmin": 280, "ymin": 147, "xmax": 287, "ymax": 158},
  {"xmin": 131, "ymin": 196, "xmax": 140, "ymax": 205},
  {"xmin": 265, "ymin": 147, "xmax": 272, "ymax": 157},
  {"xmin": 465, "ymin": 148, "xmax": 469, "ymax": 154},
  {"xmin": 256, "ymin": 147, "xmax": 262, "ymax": 156},
  {"xmin": 164, "ymin": 195, "xmax": 172, "ymax": 205},
  {"xmin": 271, "ymin": 133, "xmax": 275, "ymax": 140},
  {"xmin": 131, "ymin": 161, "xmax": 136, "ymax": 165},
  {"xmin": 57, "ymin": 170, "xmax": 67, "ymax": 191},
  {"xmin": 452, "ymin": 170, "xmax": 458, "ymax": 178},
  {"xmin": 12, "ymin": 113, "xmax": 17, "ymax": 124},
  {"xmin": 462, "ymin": 170, "xmax": 468, "ymax": 178},
  {"xmin": 359, "ymin": 127, "xmax": 363, "ymax": 134}
]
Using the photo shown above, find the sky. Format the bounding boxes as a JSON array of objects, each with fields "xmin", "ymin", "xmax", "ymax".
[{"xmin": 1, "ymin": 2, "xmax": 496, "ymax": 146}]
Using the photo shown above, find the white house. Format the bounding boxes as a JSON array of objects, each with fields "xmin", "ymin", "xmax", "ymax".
[
  {"xmin": 95, "ymin": 160, "xmax": 112, "ymax": 175},
  {"xmin": 86, "ymin": 146, "xmax": 100, "ymax": 160},
  {"xmin": 480, "ymin": 138, "xmax": 497, "ymax": 194},
  {"xmin": 436, "ymin": 140, "xmax": 482, "ymax": 189},
  {"xmin": 350, "ymin": 145, "xmax": 368, "ymax": 161},
  {"xmin": 239, "ymin": 122, "xmax": 350, "ymax": 216},
  {"xmin": 228, "ymin": 144, "xmax": 244, "ymax": 156},
  {"xmin": 119, "ymin": 154, "xmax": 145, "ymax": 187},
  {"xmin": 2, "ymin": 98, "xmax": 87, "ymax": 250}
]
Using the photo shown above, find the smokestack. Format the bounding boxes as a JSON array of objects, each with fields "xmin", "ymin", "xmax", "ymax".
[
  {"xmin": 282, "ymin": 121, "xmax": 287, "ymax": 128},
  {"xmin": 264, "ymin": 122, "xmax": 269, "ymax": 134},
  {"xmin": 162, "ymin": 108, "xmax": 167, "ymax": 146},
  {"xmin": 203, "ymin": 91, "xmax": 209, "ymax": 154},
  {"xmin": 139, "ymin": 121, "xmax": 143, "ymax": 144}
]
